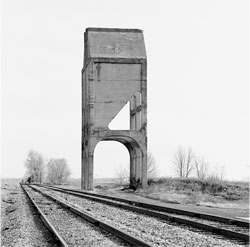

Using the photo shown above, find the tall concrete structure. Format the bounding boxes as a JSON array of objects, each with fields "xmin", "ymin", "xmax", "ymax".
[{"xmin": 82, "ymin": 28, "xmax": 147, "ymax": 190}]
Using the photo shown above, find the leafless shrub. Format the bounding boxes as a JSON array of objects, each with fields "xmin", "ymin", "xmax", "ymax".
[
  {"xmin": 194, "ymin": 155, "xmax": 209, "ymax": 180},
  {"xmin": 207, "ymin": 165, "xmax": 226, "ymax": 182},
  {"xmin": 173, "ymin": 146, "xmax": 194, "ymax": 178},
  {"xmin": 217, "ymin": 165, "xmax": 226, "ymax": 181},
  {"xmin": 115, "ymin": 165, "xmax": 129, "ymax": 185},
  {"xmin": 47, "ymin": 158, "xmax": 71, "ymax": 184},
  {"xmin": 147, "ymin": 152, "xmax": 158, "ymax": 179}
]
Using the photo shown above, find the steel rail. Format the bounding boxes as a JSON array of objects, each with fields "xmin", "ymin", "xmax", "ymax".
[
  {"xmin": 28, "ymin": 184, "xmax": 152, "ymax": 247},
  {"xmin": 39, "ymin": 184, "xmax": 249, "ymax": 242},
  {"xmin": 20, "ymin": 184, "xmax": 69, "ymax": 247},
  {"xmin": 43, "ymin": 184, "xmax": 249, "ymax": 227}
]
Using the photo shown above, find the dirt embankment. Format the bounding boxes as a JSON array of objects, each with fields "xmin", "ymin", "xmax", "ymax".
[
  {"xmin": 143, "ymin": 178, "xmax": 249, "ymax": 203},
  {"xmin": 90, "ymin": 177, "xmax": 249, "ymax": 218}
]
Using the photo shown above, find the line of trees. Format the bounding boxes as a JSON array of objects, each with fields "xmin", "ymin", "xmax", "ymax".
[
  {"xmin": 47, "ymin": 158, "xmax": 71, "ymax": 184},
  {"xmin": 25, "ymin": 150, "xmax": 45, "ymax": 183},
  {"xmin": 24, "ymin": 150, "xmax": 71, "ymax": 184},
  {"xmin": 172, "ymin": 146, "xmax": 226, "ymax": 181},
  {"xmin": 25, "ymin": 147, "xmax": 223, "ymax": 185}
]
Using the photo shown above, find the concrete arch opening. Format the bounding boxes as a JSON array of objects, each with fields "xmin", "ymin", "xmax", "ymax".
[
  {"xmin": 93, "ymin": 141, "xmax": 130, "ymax": 185},
  {"xmin": 82, "ymin": 133, "xmax": 146, "ymax": 190}
]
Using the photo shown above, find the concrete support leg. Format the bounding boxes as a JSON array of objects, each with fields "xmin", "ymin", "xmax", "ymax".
[
  {"xmin": 82, "ymin": 149, "xmax": 94, "ymax": 191},
  {"xmin": 83, "ymin": 156, "xmax": 89, "ymax": 190},
  {"xmin": 130, "ymin": 155, "xmax": 136, "ymax": 181},
  {"xmin": 135, "ymin": 153, "xmax": 142, "ymax": 181},
  {"xmin": 87, "ymin": 153, "xmax": 94, "ymax": 190},
  {"xmin": 81, "ymin": 156, "xmax": 84, "ymax": 189},
  {"xmin": 81, "ymin": 156, "xmax": 86, "ymax": 189}
]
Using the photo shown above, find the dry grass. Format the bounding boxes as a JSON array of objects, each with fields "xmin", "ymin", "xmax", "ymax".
[
  {"xmin": 56, "ymin": 177, "xmax": 249, "ymax": 211},
  {"xmin": 137, "ymin": 177, "xmax": 249, "ymax": 209}
]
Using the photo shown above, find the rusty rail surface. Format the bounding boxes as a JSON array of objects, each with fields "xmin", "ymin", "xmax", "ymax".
[
  {"xmin": 39, "ymin": 184, "xmax": 249, "ymax": 243},
  {"xmin": 24, "ymin": 184, "xmax": 152, "ymax": 247}
]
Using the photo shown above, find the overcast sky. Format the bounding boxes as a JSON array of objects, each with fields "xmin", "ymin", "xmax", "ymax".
[{"xmin": 1, "ymin": 0, "xmax": 249, "ymax": 181}]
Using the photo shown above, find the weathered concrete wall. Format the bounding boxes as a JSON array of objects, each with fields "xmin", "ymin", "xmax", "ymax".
[
  {"xmin": 87, "ymin": 28, "xmax": 146, "ymax": 59},
  {"xmin": 82, "ymin": 28, "xmax": 147, "ymax": 190},
  {"xmin": 94, "ymin": 63, "xmax": 141, "ymax": 128}
]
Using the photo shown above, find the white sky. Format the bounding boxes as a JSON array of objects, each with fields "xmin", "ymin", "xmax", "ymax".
[{"xmin": 1, "ymin": 0, "xmax": 249, "ymax": 181}]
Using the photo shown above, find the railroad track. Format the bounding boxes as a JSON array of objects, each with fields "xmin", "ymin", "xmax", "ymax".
[
  {"xmin": 21, "ymin": 184, "xmax": 152, "ymax": 247},
  {"xmin": 36, "ymin": 184, "xmax": 249, "ymax": 244}
]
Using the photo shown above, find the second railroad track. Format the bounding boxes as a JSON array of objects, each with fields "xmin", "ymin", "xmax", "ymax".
[{"xmin": 29, "ymin": 184, "xmax": 249, "ymax": 246}]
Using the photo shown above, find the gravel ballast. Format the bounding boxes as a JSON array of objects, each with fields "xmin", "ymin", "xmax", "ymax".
[
  {"xmin": 24, "ymin": 185, "xmax": 131, "ymax": 247},
  {"xmin": 35, "ymin": 186, "xmax": 248, "ymax": 247},
  {"xmin": 1, "ymin": 183, "xmax": 59, "ymax": 247}
]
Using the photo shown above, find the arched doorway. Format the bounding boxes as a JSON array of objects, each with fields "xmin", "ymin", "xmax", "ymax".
[{"xmin": 93, "ymin": 141, "xmax": 130, "ymax": 187}]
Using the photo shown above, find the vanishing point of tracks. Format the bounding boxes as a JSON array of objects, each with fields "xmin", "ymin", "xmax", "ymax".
[{"xmin": 21, "ymin": 184, "xmax": 249, "ymax": 246}]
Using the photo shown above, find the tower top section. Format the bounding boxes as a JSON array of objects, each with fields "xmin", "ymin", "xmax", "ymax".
[{"xmin": 84, "ymin": 27, "xmax": 146, "ymax": 65}]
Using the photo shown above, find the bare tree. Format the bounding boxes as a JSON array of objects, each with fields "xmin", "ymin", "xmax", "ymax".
[
  {"xmin": 115, "ymin": 165, "xmax": 129, "ymax": 185},
  {"xmin": 173, "ymin": 147, "xmax": 185, "ymax": 177},
  {"xmin": 173, "ymin": 146, "xmax": 194, "ymax": 178},
  {"xmin": 207, "ymin": 165, "xmax": 226, "ymax": 182},
  {"xmin": 47, "ymin": 159, "xmax": 71, "ymax": 184},
  {"xmin": 24, "ymin": 150, "xmax": 45, "ymax": 183},
  {"xmin": 194, "ymin": 155, "xmax": 209, "ymax": 180},
  {"xmin": 147, "ymin": 152, "xmax": 158, "ymax": 179},
  {"xmin": 215, "ymin": 165, "xmax": 226, "ymax": 181}
]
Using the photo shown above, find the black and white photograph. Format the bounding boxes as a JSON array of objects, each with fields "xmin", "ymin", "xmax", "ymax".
[{"xmin": 1, "ymin": 0, "xmax": 249, "ymax": 246}]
